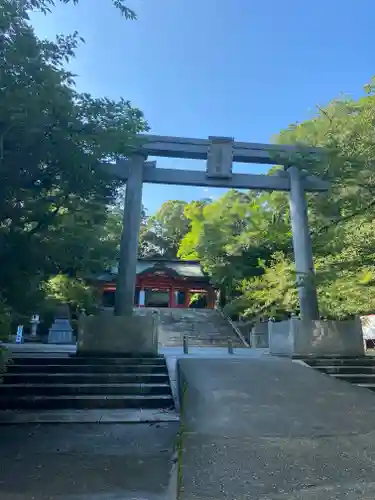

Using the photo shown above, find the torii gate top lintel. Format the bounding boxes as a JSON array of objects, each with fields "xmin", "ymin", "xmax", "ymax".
[
  {"xmin": 109, "ymin": 134, "xmax": 328, "ymax": 193},
  {"xmin": 135, "ymin": 133, "xmax": 323, "ymax": 166}
]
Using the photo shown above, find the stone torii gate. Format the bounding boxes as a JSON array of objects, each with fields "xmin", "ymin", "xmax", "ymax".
[{"xmin": 108, "ymin": 135, "xmax": 328, "ymax": 319}]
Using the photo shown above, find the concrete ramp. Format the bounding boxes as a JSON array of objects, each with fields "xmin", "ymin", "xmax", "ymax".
[{"xmin": 177, "ymin": 357, "xmax": 375, "ymax": 499}]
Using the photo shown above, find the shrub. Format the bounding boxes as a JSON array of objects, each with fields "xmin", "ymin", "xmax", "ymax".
[
  {"xmin": 0, "ymin": 347, "xmax": 10, "ymax": 383},
  {"xmin": 0, "ymin": 297, "xmax": 11, "ymax": 342}
]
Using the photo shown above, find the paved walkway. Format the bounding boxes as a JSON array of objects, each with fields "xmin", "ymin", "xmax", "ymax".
[
  {"xmin": 0, "ymin": 422, "xmax": 179, "ymax": 500},
  {"xmin": 5, "ymin": 343, "xmax": 375, "ymax": 498},
  {"xmin": 0, "ymin": 344, "xmax": 181, "ymax": 499},
  {"xmin": 178, "ymin": 356, "xmax": 375, "ymax": 499}
]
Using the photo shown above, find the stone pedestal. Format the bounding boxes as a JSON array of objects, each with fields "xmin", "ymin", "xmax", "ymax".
[
  {"xmin": 48, "ymin": 319, "xmax": 74, "ymax": 344},
  {"xmin": 269, "ymin": 317, "xmax": 365, "ymax": 357},
  {"xmin": 48, "ymin": 304, "xmax": 73, "ymax": 344},
  {"xmin": 77, "ymin": 310, "xmax": 159, "ymax": 356},
  {"xmin": 250, "ymin": 322, "xmax": 269, "ymax": 348}
]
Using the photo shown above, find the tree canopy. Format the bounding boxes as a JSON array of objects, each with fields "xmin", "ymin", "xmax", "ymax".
[
  {"xmin": 142, "ymin": 200, "xmax": 191, "ymax": 258},
  {"xmin": 177, "ymin": 79, "xmax": 375, "ymax": 320},
  {"xmin": 3, "ymin": 0, "xmax": 375, "ymax": 328},
  {"xmin": 0, "ymin": 0, "xmax": 145, "ymax": 321}
]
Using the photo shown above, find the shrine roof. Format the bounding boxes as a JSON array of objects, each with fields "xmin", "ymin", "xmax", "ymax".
[{"xmin": 94, "ymin": 259, "xmax": 206, "ymax": 281}]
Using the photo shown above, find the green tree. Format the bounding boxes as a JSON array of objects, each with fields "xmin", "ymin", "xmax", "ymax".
[
  {"xmin": 100, "ymin": 200, "xmax": 152, "ymax": 263},
  {"xmin": 12, "ymin": 0, "xmax": 136, "ymax": 18},
  {"xmin": 0, "ymin": 0, "xmax": 147, "ymax": 317},
  {"xmin": 43, "ymin": 275, "xmax": 99, "ymax": 313},
  {"xmin": 271, "ymin": 80, "xmax": 375, "ymax": 318},
  {"xmin": 179, "ymin": 191, "xmax": 291, "ymax": 305},
  {"xmin": 236, "ymin": 80, "xmax": 375, "ymax": 319},
  {"xmin": 178, "ymin": 79, "xmax": 375, "ymax": 319},
  {"xmin": 145, "ymin": 200, "xmax": 191, "ymax": 258}
]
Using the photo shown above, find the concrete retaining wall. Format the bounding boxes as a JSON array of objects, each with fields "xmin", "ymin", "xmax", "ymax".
[
  {"xmin": 269, "ymin": 317, "xmax": 365, "ymax": 357},
  {"xmin": 77, "ymin": 310, "xmax": 159, "ymax": 355}
]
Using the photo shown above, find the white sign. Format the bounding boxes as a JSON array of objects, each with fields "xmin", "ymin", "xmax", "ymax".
[
  {"xmin": 206, "ymin": 137, "xmax": 233, "ymax": 178},
  {"xmin": 361, "ymin": 315, "xmax": 375, "ymax": 340},
  {"xmin": 15, "ymin": 325, "xmax": 23, "ymax": 344},
  {"xmin": 139, "ymin": 290, "xmax": 146, "ymax": 307}
]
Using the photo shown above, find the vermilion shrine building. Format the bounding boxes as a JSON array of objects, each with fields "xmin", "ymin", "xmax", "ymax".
[{"xmin": 93, "ymin": 259, "xmax": 216, "ymax": 309}]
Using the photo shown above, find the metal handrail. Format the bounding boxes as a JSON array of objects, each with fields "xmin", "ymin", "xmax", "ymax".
[{"xmin": 215, "ymin": 306, "xmax": 250, "ymax": 347}]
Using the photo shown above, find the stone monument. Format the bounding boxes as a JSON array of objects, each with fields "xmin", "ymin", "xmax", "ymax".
[
  {"xmin": 48, "ymin": 303, "xmax": 73, "ymax": 344},
  {"xmin": 30, "ymin": 314, "xmax": 40, "ymax": 338}
]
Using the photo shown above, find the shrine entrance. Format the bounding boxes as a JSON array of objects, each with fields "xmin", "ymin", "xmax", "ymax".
[
  {"xmin": 93, "ymin": 258, "xmax": 215, "ymax": 310},
  {"xmin": 107, "ymin": 134, "xmax": 328, "ymax": 319},
  {"xmin": 145, "ymin": 290, "xmax": 169, "ymax": 308}
]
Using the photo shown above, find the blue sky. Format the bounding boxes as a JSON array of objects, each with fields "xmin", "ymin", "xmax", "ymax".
[{"xmin": 30, "ymin": 0, "xmax": 375, "ymax": 214}]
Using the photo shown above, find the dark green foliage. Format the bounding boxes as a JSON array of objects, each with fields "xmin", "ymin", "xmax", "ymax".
[{"xmin": 0, "ymin": 0, "xmax": 145, "ymax": 322}]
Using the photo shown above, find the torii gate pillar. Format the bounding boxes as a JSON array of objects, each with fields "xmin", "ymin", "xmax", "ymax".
[
  {"xmin": 288, "ymin": 166, "xmax": 319, "ymax": 319},
  {"xmin": 114, "ymin": 154, "xmax": 145, "ymax": 316}
]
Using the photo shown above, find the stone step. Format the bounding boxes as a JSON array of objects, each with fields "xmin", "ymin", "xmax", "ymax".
[
  {"xmin": 157, "ymin": 308, "xmax": 248, "ymax": 347},
  {"xmin": 302, "ymin": 358, "xmax": 375, "ymax": 395},
  {"xmin": 331, "ymin": 374, "xmax": 375, "ymax": 384},
  {"xmin": 188, "ymin": 337, "xmax": 244, "ymax": 342},
  {"xmin": 75, "ymin": 352, "xmax": 162, "ymax": 358},
  {"xmin": 161, "ymin": 343, "xmax": 245, "ymax": 349},
  {"xmin": 305, "ymin": 358, "xmax": 375, "ymax": 367},
  {"xmin": 0, "ymin": 394, "xmax": 174, "ymax": 410},
  {"xmin": 315, "ymin": 366, "xmax": 375, "ymax": 374},
  {"xmin": 357, "ymin": 383, "xmax": 375, "ymax": 391},
  {"xmin": 1, "ymin": 354, "xmax": 175, "ymax": 413},
  {"xmin": 0, "ymin": 383, "xmax": 171, "ymax": 396},
  {"xmin": 7, "ymin": 364, "xmax": 167, "ymax": 374},
  {"xmin": 10, "ymin": 356, "xmax": 166, "ymax": 366},
  {"xmin": 164, "ymin": 338, "xmax": 245, "ymax": 345},
  {"xmin": 2, "ymin": 372, "xmax": 170, "ymax": 384}
]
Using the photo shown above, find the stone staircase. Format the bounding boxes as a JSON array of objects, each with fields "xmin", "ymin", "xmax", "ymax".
[
  {"xmin": 156, "ymin": 308, "xmax": 246, "ymax": 348},
  {"xmin": 302, "ymin": 356, "xmax": 375, "ymax": 392},
  {"xmin": 0, "ymin": 355, "xmax": 174, "ymax": 410}
]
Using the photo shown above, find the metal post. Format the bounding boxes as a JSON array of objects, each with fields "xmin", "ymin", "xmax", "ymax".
[
  {"xmin": 183, "ymin": 334, "xmax": 189, "ymax": 354},
  {"xmin": 227, "ymin": 338, "xmax": 234, "ymax": 354},
  {"xmin": 114, "ymin": 155, "xmax": 145, "ymax": 316},
  {"xmin": 288, "ymin": 166, "xmax": 319, "ymax": 320}
]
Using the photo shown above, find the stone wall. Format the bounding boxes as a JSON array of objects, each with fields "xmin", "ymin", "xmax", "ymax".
[{"xmin": 77, "ymin": 310, "xmax": 159, "ymax": 355}]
